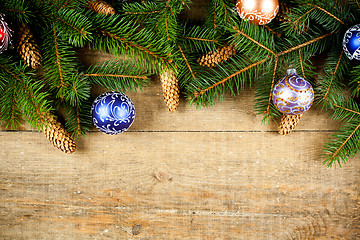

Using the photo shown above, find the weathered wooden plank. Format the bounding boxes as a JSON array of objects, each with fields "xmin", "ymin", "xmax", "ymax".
[{"xmin": 0, "ymin": 128, "xmax": 359, "ymax": 239}]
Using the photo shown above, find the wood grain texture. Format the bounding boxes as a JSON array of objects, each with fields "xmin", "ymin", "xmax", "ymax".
[
  {"xmin": 1, "ymin": 77, "xmax": 359, "ymax": 239},
  {"xmin": 1, "ymin": 0, "xmax": 360, "ymax": 238}
]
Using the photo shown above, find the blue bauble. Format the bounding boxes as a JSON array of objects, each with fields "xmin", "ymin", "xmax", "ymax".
[
  {"xmin": 91, "ymin": 92, "xmax": 135, "ymax": 135},
  {"xmin": 343, "ymin": 24, "xmax": 360, "ymax": 60}
]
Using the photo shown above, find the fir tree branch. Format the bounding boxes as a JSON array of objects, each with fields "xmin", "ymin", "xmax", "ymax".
[
  {"xmin": 264, "ymin": 25, "xmax": 281, "ymax": 37},
  {"xmin": 52, "ymin": 25, "xmax": 68, "ymax": 89},
  {"xmin": 298, "ymin": 49, "xmax": 306, "ymax": 78},
  {"xmin": 219, "ymin": 0, "xmax": 230, "ymax": 25},
  {"xmin": 84, "ymin": 73, "xmax": 148, "ymax": 79},
  {"xmin": 90, "ymin": 13, "xmax": 174, "ymax": 73},
  {"xmin": 182, "ymin": 36, "xmax": 218, "ymax": 43},
  {"xmin": 205, "ymin": 0, "xmax": 235, "ymax": 29},
  {"xmin": 54, "ymin": 8, "xmax": 93, "ymax": 47},
  {"xmin": 180, "ymin": 25, "xmax": 219, "ymax": 53},
  {"xmin": 232, "ymin": 26, "xmax": 276, "ymax": 56},
  {"xmin": 323, "ymin": 51, "xmax": 343, "ymax": 102},
  {"xmin": 2, "ymin": 0, "xmax": 32, "ymax": 24},
  {"xmin": 177, "ymin": 44, "xmax": 195, "ymax": 80},
  {"xmin": 316, "ymin": 49, "xmax": 349, "ymax": 108},
  {"xmin": 213, "ymin": 1, "xmax": 217, "ymax": 29},
  {"xmin": 62, "ymin": 73, "xmax": 91, "ymax": 137},
  {"xmin": 0, "ymin": 77, "xmax": 23, "ymax": 129},
  {"xmin": 334, "ymin": 104, "xmax": 360, "ymax": 116},
  {"xmin": 306, "ymin": 3, "xmax": 344, "ymax": 25},
  {"xmin": 164, "ymin": 10, "xmax": 170, "ymax": 41},
  {"xmin": 265, "ymin": 56, "xmax": 278, "ymax": 116},
  {"xmin": 0, "ymin": 62, "xmax": 52, "ymax": 130},
  {"xmin": 64, "ymin": 101, "xmax": 92, "ymax": 138},
  {"xmin": 193, "ymin": 57, "xmax": 268, "ymax": 99},
  {"xmin": 277, "ymin": 32, "xmax": 334, "ymax": 56},
  {"xmin": 322, "ymin": 97, "xmax": 360, "ymax": 167},
  {"xmin": 324, "ymin": 121, "xmax": 360, "ymax": 167},
  {"xmin": 124, "ymin": 10, "xmax": 161, "ymax": 15},
  {"xmin": 292, "ymin": 8, "xmax": 315, "ymax": 25},
  {"xmin": 84, "ymin": 59, "xmax": 150, "ymax": 92}
]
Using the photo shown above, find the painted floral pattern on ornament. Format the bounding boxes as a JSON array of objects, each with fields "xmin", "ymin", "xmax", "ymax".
[
  {"xmin": 237, "ymin": 0, "xmax": 279, "ymax": 25},
  {"xmin": 0, "ymin": 14, "xmax": 12, "ymax": 54},
  {"xmin": 91, "ymin": 92, "xmax": 135, "ymax": 135},
  {"xmin": 272, "ymin": 74, "xmax": 314, "ymax": 115}
]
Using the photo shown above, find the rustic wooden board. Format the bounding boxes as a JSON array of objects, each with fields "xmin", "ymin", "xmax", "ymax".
[{"xmin": 1, "ymin": 71, "xmax": 359, "ymax": 239}]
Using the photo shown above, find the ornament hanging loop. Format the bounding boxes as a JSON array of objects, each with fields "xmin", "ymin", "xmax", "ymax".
[{"xmin": 286, "ymin": 68, "xmax": 297, "ymax": 75}]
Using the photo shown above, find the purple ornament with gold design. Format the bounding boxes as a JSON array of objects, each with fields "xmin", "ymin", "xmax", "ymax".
[{"xmin": 272, "ymin": 69, "xmax": 314, "ymax": 115}]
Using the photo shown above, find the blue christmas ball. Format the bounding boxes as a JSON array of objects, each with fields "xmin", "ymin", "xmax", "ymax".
[
  {"xmin": 343, "ymin": 24, "xmax": 360, "ymax": 60},
  {"xmin": 91, "ymin": 92, "xmax": 135, "ymax": 135}
]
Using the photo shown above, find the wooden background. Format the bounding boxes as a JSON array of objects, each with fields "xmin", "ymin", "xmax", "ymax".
[{"xmin": 1, "ymin": 1, "xmax": 360, "ymax": 239}]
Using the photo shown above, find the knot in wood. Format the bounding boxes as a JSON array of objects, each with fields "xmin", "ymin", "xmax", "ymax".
[
  {"xmin": 153, "ymin": 170, "xmax": 172, "ymax": 182},
  {"xmin": 132, "ymin": 223, "xmax": 142, "ymax": 235}
]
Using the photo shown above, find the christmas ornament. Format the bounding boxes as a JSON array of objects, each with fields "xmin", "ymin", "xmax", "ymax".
[
  {"xmin": 91, "ymin": 92, "xmax": 135, "ymax": 135},
  {"xmin": 160, "ymin": 68, "xmax": 179, "ymax": 112},
  {"xmin": 343, "ymin": 24, "xmax": 360, "ymax": 61},
  {"xmin": 272, "ymin": 69, "xmax": 314, "ymax": 115},
  {"xmin": 17, "ymin": 24, "xmax": 41, "ymax": 69},
  {"xmin": 236, "ymin": 0, "xmax": 279, "ymax": 25},
  {"xmin": 88, "ymin": 0, "xmax": 116, "ymax": 15},
  {"xmin": 197, "ymin": 45, "xmax": 237, "ymax": 68},
  {"xmin": 0, "ymin": 14, "xmax": 12, "ymax": 54},
  {"xmin": 43, "ymin": 115, "xmax": 76, "ymax": 153}
]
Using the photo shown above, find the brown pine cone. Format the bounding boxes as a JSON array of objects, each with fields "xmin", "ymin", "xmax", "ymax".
[
  {"xmin": 17, "ymin": 25, "xmax": 41, "ymax": 69},
  {"xmin": 278, "ymin": 114, "xmax": 303, "ymax": 136},
  {"xmin": 43, "ymin": 115, "xmax": 76, "ymax": 154},
  {"xmin": 197, "ymin": 45, "xmax": 236, "ymax": 68},
  {"xmin": 87, "ymin": 0, "xmax": 115, "ymax": 15},
  {"xmin": 277, "ymin": 2, "xmax": 291, "ymax": 22},
  {"xmin": 160, "ymin": 69, "xmax": 179, "ymax": 112}
]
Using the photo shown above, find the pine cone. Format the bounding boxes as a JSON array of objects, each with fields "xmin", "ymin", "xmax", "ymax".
[
  {"xmin": 277, "ymin": 2, "xmax": 291, "ymax": 22},
  {"xmin": 160, "ymin": 69, "xmax": 179, "ymax": 112},
  {"xmin": 197, "ymin": 45, "xmax": 236, "ymax": 68},
  {"xmin": 17, "ymin": 25, "xmax": 41, "ymax": 69},
  {"xmin": 43, "ymin": 115, "xmax": 76, "ymax": 154},
  {"xmin": 278, "ymin": 114, "xmax": 303, "ymax": 136},
  {"xmin": 87, "ymin": 0, "xmax": 115, "ymax": 15}
]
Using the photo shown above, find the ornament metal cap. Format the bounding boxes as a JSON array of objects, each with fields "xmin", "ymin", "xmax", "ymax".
[{"xmin": 286, "ymin": 68, "xmax": 297, "ymax": 75}]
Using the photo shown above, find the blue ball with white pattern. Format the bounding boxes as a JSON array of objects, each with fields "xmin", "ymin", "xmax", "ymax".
[
  {"xmin": 343, "ymin": 24, "xmax": 360, "ymax": 60},
  {"xmin": 91, "ymin": 92, "xmax": 135, "ymax": 135}
]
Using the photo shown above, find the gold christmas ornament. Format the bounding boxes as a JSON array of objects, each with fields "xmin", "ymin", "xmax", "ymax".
[
  {"xmin": 43, "ymin": 115, "xmax": 76, "ymax": 154},
  {"xmin": 87, "ymin": 0, "xmax": 115, "ymax": 15},
  {"xmin": 17, "ymin": 25, "xmax": 41, "ymax": 69},
  {"xmin": 160, "ymin": 69, "xmax": 179, "ymax": 112},
  {"xmin": 278, "ymin": 114, "xmax": 302, "ymax": 136},
  {"xmin": 236, "ymin": 0, "xmax": 279, "ymax": 25},
  {"xmin": 197, "ymin": 45, "xmax": 236, "ymax": 68}
]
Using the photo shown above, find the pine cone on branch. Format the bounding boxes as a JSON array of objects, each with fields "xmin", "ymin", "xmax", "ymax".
[
  {"xmin": 278, "ymin": 114, "xmax": 303, "ymax": 136},
  {"xmin": 17, "ymin": 24, "xmax": 41, "ymax": 69},
  {"xmin": 87, "ymin": 0, "xmax": 115, "ymax": 15},
  {"xmin": 160, "ymin": 69, "xmax": 179, "ymax": 112},
  {"xmin": 43, "ymin": 115, "xmax": 76, "ymax": 154},
  {"xmin": 197, "ymin": 45, "xmax": 236, "ymax": 68},
  {"xmin": 277, "ymin": 2, "xmax": 291, "ymax": 22}
]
